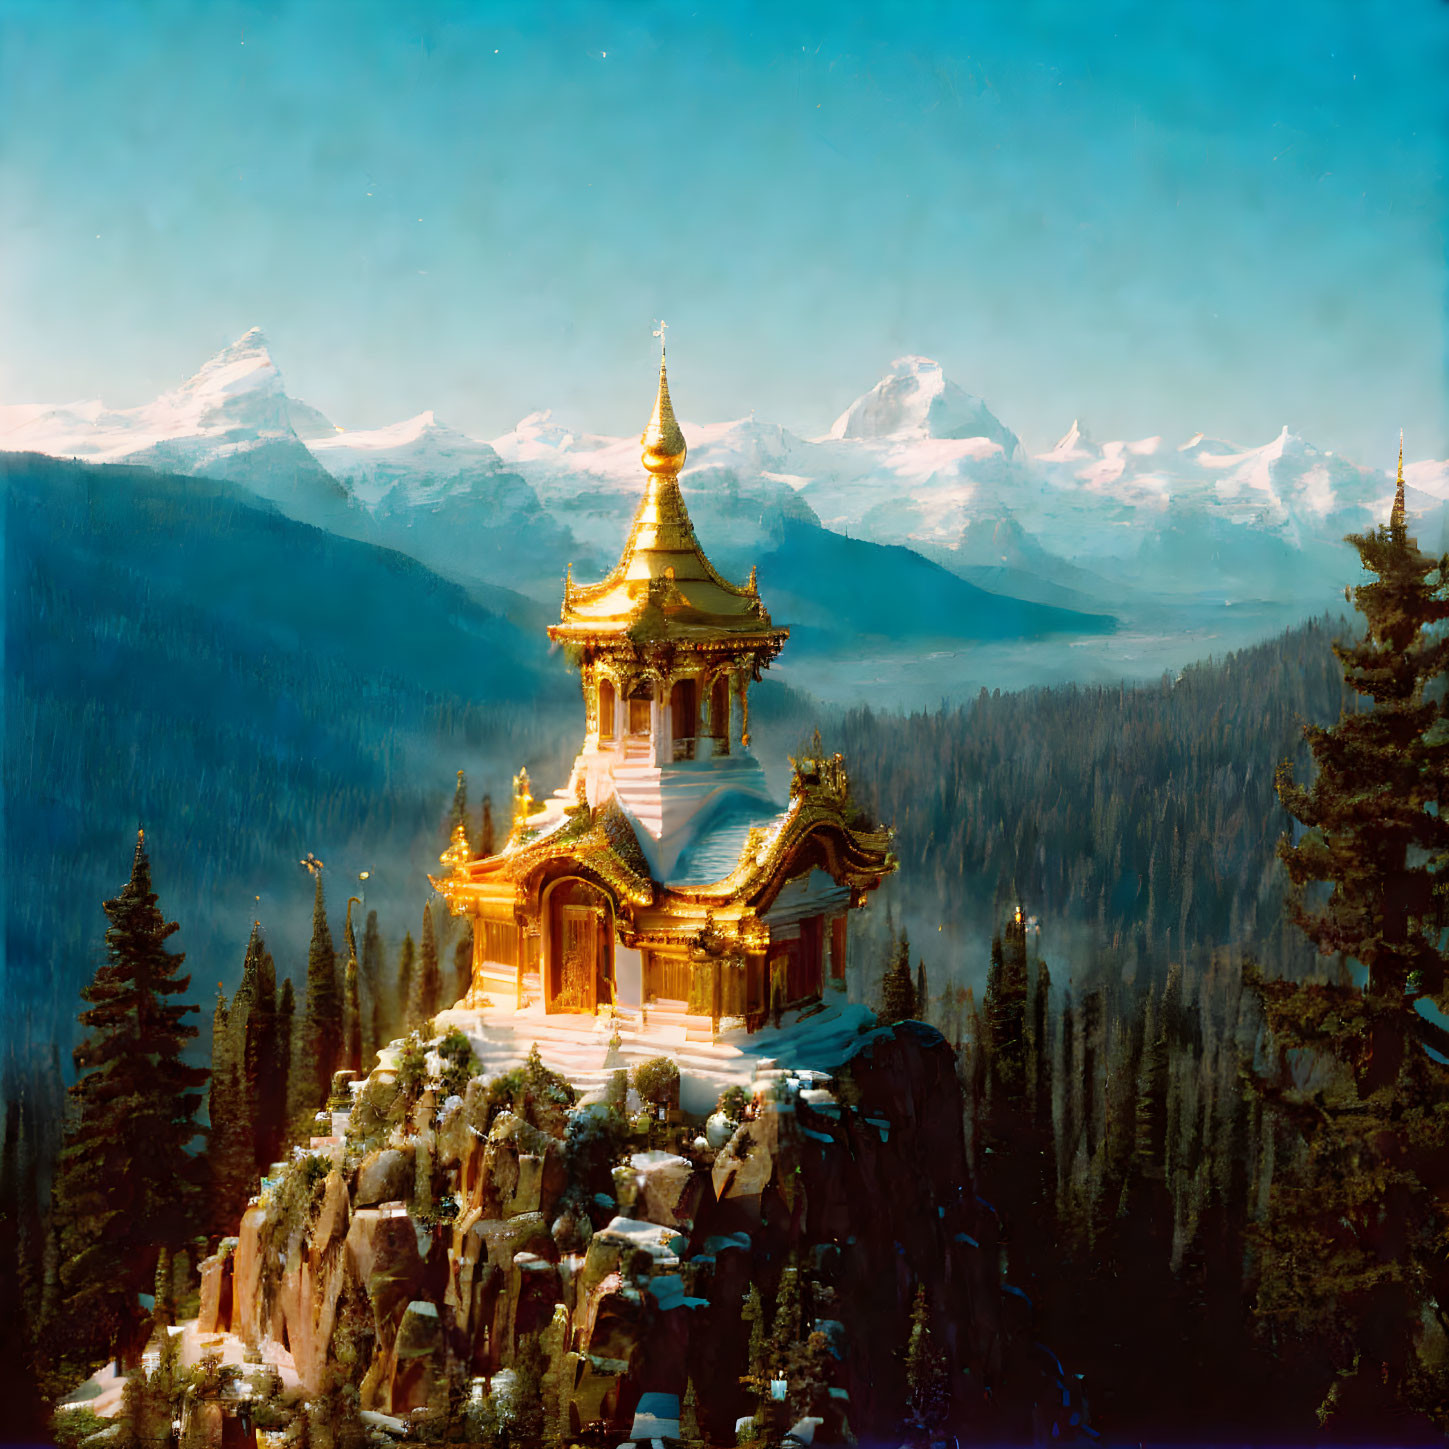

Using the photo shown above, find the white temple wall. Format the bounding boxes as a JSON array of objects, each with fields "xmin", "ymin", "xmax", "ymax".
[{"xmin": 614, "ymin": 944, "xmax": 642, "ymax": 1011}]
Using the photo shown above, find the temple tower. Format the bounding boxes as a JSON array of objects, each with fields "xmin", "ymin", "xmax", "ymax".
[{"xmin": 434, "ymin": 346, "xmax": 893, "ymax": 1035}]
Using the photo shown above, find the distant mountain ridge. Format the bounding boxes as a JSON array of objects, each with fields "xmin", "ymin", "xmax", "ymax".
[
  {"xmin": 8, "ymin": 328, "xmax": 1441, "ymax": 654},
  {"xmin": 1, "ymin": 333, "xmax": 1116, "ymax": 651}
]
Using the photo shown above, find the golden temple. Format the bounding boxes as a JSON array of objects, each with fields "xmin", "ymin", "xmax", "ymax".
[{"xmin": 432, "ymin": 347, "xmax": 894, "ymax": 1035}]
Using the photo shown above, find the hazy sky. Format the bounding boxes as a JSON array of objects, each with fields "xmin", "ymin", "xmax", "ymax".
[{"xmin": 1, "ymin": 0, "xmax": 1445, "ymax": 465}]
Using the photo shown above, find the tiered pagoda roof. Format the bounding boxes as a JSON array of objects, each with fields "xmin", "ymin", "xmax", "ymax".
[{"xmin": 547, "ymin": 353, "xmax": 788, "ymax": 654}]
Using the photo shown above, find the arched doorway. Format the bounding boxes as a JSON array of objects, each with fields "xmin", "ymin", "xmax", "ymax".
[{"xmin": 545, "ymin": 878, "xmax": 614, "ymax": 1013}]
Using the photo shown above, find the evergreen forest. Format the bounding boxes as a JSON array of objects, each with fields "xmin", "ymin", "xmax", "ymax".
[{"xmin": 4, "ymin": 451, "xmax": 1447, "ymax": 1444}]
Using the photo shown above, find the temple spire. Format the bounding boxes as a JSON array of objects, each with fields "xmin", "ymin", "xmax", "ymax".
[
  {"xmin": 641, "ymin": 324, "xmax": 687, "ymax": 476},
  {"xmin": 1391, "ymin": 430, "xmax": 1406, "ymax": 533}
]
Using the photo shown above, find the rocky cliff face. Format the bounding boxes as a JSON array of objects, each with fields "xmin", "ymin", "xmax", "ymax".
[{"xmin": 219, "ymin": 1021, "xmax": 1085, "ymax": 1441}]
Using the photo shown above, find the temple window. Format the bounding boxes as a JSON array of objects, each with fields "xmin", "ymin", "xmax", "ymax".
[
  {"xmin": 671, "ymin": 678, "xmax": 698, "ymax": 761},
  {"xmin": 598, "ymin": 678, "xmax": 616, "ymax": 741}
]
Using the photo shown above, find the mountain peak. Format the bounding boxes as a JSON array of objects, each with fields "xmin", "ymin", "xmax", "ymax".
[
  {"xmin": 144, "ymin": 327, "xmax": 290, "ymax": 440},
  {"xmin": 829, "ymin": 356, "xmax": 1019, "ymax": 453},
  {"xmin": 1042, "ymin": 419, "xmax": 1093, "ymax": 460}
]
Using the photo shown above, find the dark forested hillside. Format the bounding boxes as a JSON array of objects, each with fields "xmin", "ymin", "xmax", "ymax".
[
  {"xmin": 3, "ymin": 453, "xmax": 575, "ymax": 1077},
  {"xmin": 819, "ymin": 620, "xmax": 1356, "ymax": 994}
]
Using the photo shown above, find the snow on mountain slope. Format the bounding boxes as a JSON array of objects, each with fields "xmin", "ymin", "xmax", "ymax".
[
  {"xmin": 1014, "ymin": 421, "xmax": 1404, "ymax": 599},
  {"xmin": 828, "ymin": 355, "xmax": 1020, "ymax": 452},
  {"xmin": 1, "ymin": 328, "xmax": 291, "ymax": 463},
  {"xmin": 311, "ymin": 412, "xmax": 583, "ymax": 594},
  {"xmin": 308, "ymin": 411, "xmax": 509, "ymax": 509},
  {"xmin": 6, "ymin": 335, "xmax": 1443, "ymax": 624},
  {"xmin": 0, "ymin": 329, "xmax": 356, "ymax": 533}
]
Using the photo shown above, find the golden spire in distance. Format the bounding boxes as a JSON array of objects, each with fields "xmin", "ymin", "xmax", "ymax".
[
  {"xmin": 641, "ymin": 322, "xmax": 687, "ymax": 476},
  {"xmin": 1391, "ymin": 429, "xmax": 1406, "ymax": 533}
]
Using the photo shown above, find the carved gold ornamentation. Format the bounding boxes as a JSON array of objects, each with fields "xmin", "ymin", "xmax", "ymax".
[{"xmin": 440, "ymin": 823, "xmax": 471, "ymax": 877}]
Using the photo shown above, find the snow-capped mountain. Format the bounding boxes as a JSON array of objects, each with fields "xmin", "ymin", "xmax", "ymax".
[
  {"xmin": 6, "ymin": 329, "xmax": 1443, "ymax": 650},
  {"xmin": 0, "ymin": 328, "xmax": 353, "ymax": 528},
  {"xmin": 308, "ymin": 409, "xmax": 582, "ymax": 594},
  {"xmin": 310, "ymin": 411, "xmax": 508, "ymax": 509},
  {"xmin": 4, "ymin": 327, "xmax": 295, "ymax": 462},
  {"xmin": 829, "ymin": 354, "xmax": 1020, "ymax": 452}
]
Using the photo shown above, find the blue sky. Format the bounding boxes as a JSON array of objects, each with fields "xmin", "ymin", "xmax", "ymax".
[{"xmin": 1, "ymin": 0, "xmax": 1444, "ymax": 464}]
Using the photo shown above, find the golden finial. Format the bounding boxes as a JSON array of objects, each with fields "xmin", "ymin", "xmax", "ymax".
[
  {"xmin": 440, "ymin": 822, "xmax": 471, "ymax": 875},
  {"xmin": 641, "ymin": 322, "xmax": 687, "ymax": 476},
  {"xmin": 1391, "ymin": 429, "xmax": 1406, "ymax": 533},
  {"xmin": 510, "ymin": 766, "xmax": 537, "ymax": 836}
]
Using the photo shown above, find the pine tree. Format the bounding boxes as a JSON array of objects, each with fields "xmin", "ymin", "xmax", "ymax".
[
  {"xmin": 291, "ymin": 871, "xmax": 341, "ymax": 1128},
  {"xmin": 342, "ymin": 900, "xmax": 362, "ymax": 1075},
  {"xmin": 448, "ymin": 769, "xmax": 474, "ymax": 853},
  {"xmin": 480, "ymin": 794, "xmax": 496, "ymax": 858},
  {"xmin": 770, "ymin": 1255, "xmax": 802, "ymax": 1364},
  {"xmin": 985, "ymin": 914, "xmax": 1030, "ymax": 1105},
  {"xmin": 1256, "ymin": 447, "xmax": 1449, "ymax": 1431},
  {"xmin": 239, "ymin": 926, "xmax": 285, "ymax": 1170},
  {"xmin": 1273, "ymin": 447, "xmax": 1449, "ymax": 1086},
  {"xmin": 880, "ymin": 933, "xmax": 917, "ymax": 1025},
  {"xmin": 274, "ymin": 977, "xmax": 295, "ymax": 1157},
  {"xmin": 904, "ymin": 1285, "xmax": 950, "ymax": 1439},
  {"xmin": 412, "ymin": 905, "xmax": 441, "ymax": 1027},
  {"xmin": 395, "ymin": 932, "xmax": 416, "ymax": 1037},
  {"xmin": 361, "ymin": 909, "xmax": 384, "ymax": 1064},
  {"xmin": 453, "ymin": 922, "xmax": 474, "ymax": 1008},
  {"xmin": 52, "ymin": 830, "xmax": 208, "ymax": 1370},
  {"xmin": 207, "ymin": 985, "xmax": 255, "ymax": 1233},
  {"xmin": 914, "ymin": 959, "xmax": 929, "ymax": 1025},
  {"xmin": 0, "ymin": 1095, "xmax": 46, "ymax": 1438},
  {"xmin": 679, "ymin": 1376, "xmax": 704, "ymax": 1449},
  {"xmin": 1028, "ymin": 952, "xmax": 1054, "ymax": 1187}
]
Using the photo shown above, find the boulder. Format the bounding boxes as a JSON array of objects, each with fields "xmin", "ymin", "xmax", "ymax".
[
  {"xmin": 503, "ymin": 1250, "xmax": 563, "ymax": 1349},
  {"xmin": 629, "ymin": 1150, "xmax": 702, "ymax": 1229},
  {"xmin": 345, "ymin": 1208, "xmax": 436, "ymax": 1335},
  {"xmin": 705, "ymin": 1111, "xmax": 735, "ymax": 1149},
  {"xmin": 355, "ymin": 1146, "xmax": 414, "ymax": 1208},
  {"xmin": 179, "ymin": 1399, "xmax": 225, "ymax": 1449},
  {"xmin": 310, "ymin": 1168, "xmax": 351, "ymax": 1276},
  {"xmin": 229, "ymin": 1203, "xmax": 269, "ymax": 1349},
  {"xmin": 474, "ymin": 1211, "xmax": 553, "ymax": 1272},
  {"xmin": 196, "ymin": 1250, "xmax": 233, "ymax": 1336},
  {"xmin": 475, "ymin": 1112, "xmax": 566, "ymax": 1221},
  {"xmin": 389, "ymin": 1299, "xmax": 444, "ymax": 1416},
  {"xmin": 710, "ymin": 1121, "xmax": 775, "ymax": 1216},
  {"xmin": 575, "ymin": 1217, "xmax": 683, "ymax": 1314},
  {"xmin": 272, "ymin": 1169, "xmax": 352, "ymax": 1390}
]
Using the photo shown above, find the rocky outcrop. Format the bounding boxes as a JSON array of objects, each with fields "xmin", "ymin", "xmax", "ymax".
[
  {"xmin": 196, "ymin": 1243, "xmax": 234, "ymax": 1336},
  {"xmin": 231, "ymin": 1023, "xmax": 1086, "ymax": 1442},
  {"xmin": 355, "ymin": 1146, "xmax": 413, "ymax": 1207}
]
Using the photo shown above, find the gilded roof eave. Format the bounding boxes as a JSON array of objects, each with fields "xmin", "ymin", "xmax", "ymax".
[
  {"xmin": 430, "ymin": 785, "xmax": 891, "ymax": 924},
  {"xmin": 431, "ymin": 799, "xmax": 656, "ymax": 911},
  {"xmin": 666, "ymin": 790, "xmax": 896, "ymax": 909}
]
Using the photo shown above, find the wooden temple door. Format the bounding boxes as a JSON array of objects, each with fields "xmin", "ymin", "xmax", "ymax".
[
  {"xmin": 548, "ymin": 880, "xmax": 613, "ymax": 1013},
  {"xmin": 558, "ymin": 907, "xmax": 598, "ymax": 1013}
]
